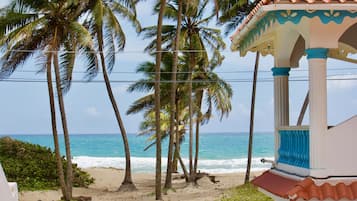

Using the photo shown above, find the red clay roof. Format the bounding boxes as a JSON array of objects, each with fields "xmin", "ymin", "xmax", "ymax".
[
  {"xmin": 252, "ymin": 171, "xmax": 357, "ymax": 200},
  {"xmin": 251, "ymin": 170, "xmax": 300, "ymax": 198},
  {"xmin": 287, "ymin": 178, "xmax": 357, "ymax": 201}
]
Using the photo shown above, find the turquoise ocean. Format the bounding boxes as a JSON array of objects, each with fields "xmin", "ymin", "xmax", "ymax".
[{"xmin": 3, "ymin": 133, "xmax": 274, "ymax": 173}]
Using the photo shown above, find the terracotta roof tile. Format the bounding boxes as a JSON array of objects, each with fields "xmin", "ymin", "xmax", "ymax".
[
  {"xmin": 251, "ymin": 171, "xmax": 300, "ymax": 198},
  {"xmin": 287, "ymin": 178, "xmax": 357, "ymax": 200}
]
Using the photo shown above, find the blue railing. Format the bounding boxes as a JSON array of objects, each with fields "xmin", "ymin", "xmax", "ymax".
[{"xmin": 278, "ymin": 128, "xmax": 310, "ymax": 168}]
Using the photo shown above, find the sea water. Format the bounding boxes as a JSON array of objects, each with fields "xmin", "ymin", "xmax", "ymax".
[{"xmin": 4, "ymin": 133, "xmax": 274, "ymax": 173}]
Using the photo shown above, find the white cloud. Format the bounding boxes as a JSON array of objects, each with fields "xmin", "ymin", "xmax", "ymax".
[
  {"xmin": 327, "ymin": 74, "xmax": 357, "ymax": 91},
  {"xmin": 86, "ymin": 107, "xmax": 100, "ymax": 117}
]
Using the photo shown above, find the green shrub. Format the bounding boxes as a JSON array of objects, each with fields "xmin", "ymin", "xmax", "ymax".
[
  {"xmin": 220, "ymin": 183, "xmax": 273, "ymax": 201},
  {"xmin": 0, "ymin": 137, "xmax": 94, "ymax": 191}
]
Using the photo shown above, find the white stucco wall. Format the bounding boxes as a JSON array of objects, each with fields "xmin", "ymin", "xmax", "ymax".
[{"xmin": 325, "ymin": 115, "xmax": 357, "ymax": 176}]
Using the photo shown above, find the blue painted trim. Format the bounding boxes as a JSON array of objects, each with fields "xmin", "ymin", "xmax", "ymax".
[
  {"xmin": 278, "ymin": 129, "xmax": 310, "ymax": 169},
  {"xmin": 239, "ymin": 10, "xmax": 357, "ymax": 54},
  {"xmin": 272, "ymin": 67, "xmax": 290, "ymax": 76},
  {"xmin": 305, "ymin": 48, "xmax": 328, "ymax": 59}
]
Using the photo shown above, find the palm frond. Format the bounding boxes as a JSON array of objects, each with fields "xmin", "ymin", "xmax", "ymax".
[
  {"xmin": 126, "ymin": 94, "xmax": 155, "ymax": 115},
  {"xmin": 60, "ymin": 39, "xmax": 76, "ymax": 93}
]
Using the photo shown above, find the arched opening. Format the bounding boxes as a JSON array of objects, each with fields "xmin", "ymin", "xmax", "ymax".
[{"xmin": 327, "ymin": 22, "xmax": 357, "ymax": 127}]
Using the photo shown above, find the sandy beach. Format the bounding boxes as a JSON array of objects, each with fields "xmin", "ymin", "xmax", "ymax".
[{"xmin": 19, "ymin": 168, "xmax": 262, "ymax": 201}]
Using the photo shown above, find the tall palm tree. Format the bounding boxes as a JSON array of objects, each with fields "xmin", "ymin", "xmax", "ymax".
[
  {"xmin": 217, "ymin": 0, "xmax": 261, "ymax": 183},
  {"xmin": 165, "ymin": 0, "xmax": 183, "ymax": 189},
  {"xmin": 127, "ymin": 52, "xmax": 233, "ymax": 183},
  {"xmin": 155, "ymin": 0, "xmax": 166, "ymax": 199},
  {"xmin": 245, "ymin": 52, "xmax": 259, "ymax": 184},
  {"xmin": 0, "ymin": 1, "xmax": 98, "ymax": 200},
  {"xmin": 142, "ymin": 0, "xmax": 225, "ymax": 182},
  {"xmin": 83, "ymin": 0, "xmax": 140, "ymax": 191},
  {"xmin": 193, "ymin": 69, "xmax": 233, "ymax": 174}
]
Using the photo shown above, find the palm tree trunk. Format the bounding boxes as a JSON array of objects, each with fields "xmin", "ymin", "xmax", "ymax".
[
  {"xmin": 176, "ymin": 145, "xmax": 189, "ymax": 182},
  {"xmin": 297, "ymin": 91, "xmax": 309, "ymax": 126},
  {"xmin": 155, "ymin": 0, "xmax": 166, "ymax": 199},
  {"xmin": 172, "ymin": 97, "xmax": 180, "ymax": 173},
  {"xmin": 165, "ymin": 0, "xmax": 183, "ymax": 189},
  {"xmin": 96, "ymin": 31, "xmax": 136, "ymax": 190},
  {"xmin": 244, "ymin": 52, "xmax": 260, "ymax": 184},
  {"xmin": 188, "ymin": 37, "xmax": 195, "ymax": 182},
  {"xmin": 193, "ymin": 90, "xmax": 203, "ymax": 175},
  {"xmin": 46, "ymin": 53, "xmax": 68, "ymax": 200},
  {"xmin": 53, "ymin": 49, "xmax": 73, "ymax": 200}
]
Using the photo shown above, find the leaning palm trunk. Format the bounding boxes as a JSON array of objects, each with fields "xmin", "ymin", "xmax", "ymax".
[
  {"xmin": 193, "ymin": 90, "xmax": 203, "ymax": 175},
  {"xmin": 244, "ymin": 52, "xmax": 260, "ymax": 184},
  {"xmin": 96, "ymin": 31, "xmax": 136, "ymax": 190},
  {"xmin": 155, "ymin": 0, "xmax": 166, "ymax": 199},
  {"xmin": 165, "ymin": 0, "xmax": 183, "ymax": 189},
  {"xmin": 51, "ymin": 27, "xmax": 73, "ymax": 200},
  {"xmin": 46, "ymin": 52, "xmax": 68, "ymax": 200},
  {"xmin": 53, "ymin": 51, "xmax": 73, "ymax": 200}
]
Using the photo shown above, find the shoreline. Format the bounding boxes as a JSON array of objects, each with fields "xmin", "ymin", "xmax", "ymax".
[{"xmin": 19, "ymin": 167, "xmax": 263, "ymax": 201}]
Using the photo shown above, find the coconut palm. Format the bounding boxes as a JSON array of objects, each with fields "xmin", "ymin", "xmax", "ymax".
[
  {"xmin": 154, "ymin": 0, "xmax": 166, "ymax": 199},
  {"xmin": 165, "ymin": 0, "xmax": 183, "ymax": 189},
  {"xmin": 127, "ymin": 52, "xmax": 233, "ymax": 183},
  {"xmin": 142, "ymin": 0, "xmax": 225, "ymax": 181},
  {"xmin": 0, "ymin": 1, "xmax": 98, "ymax": 200},
  {"xmin": 217, "ymin": 0, "xmax": 261, "ymax": 183},
  {"xmin": 83, "ymin": 0, "xmax": 140, "ymax": 191}
]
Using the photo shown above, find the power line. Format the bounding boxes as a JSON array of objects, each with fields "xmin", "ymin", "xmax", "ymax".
[
  {"xmin": 9, "ymin": 67, "xmax": 357, "ymax": 75},
  {"xmin": 6, "ymin": 49, "xmax": 231, "ymax": 54},
  {"xmin": 1, "ymin": 77, "xmax": 357, "ymax": 84}
]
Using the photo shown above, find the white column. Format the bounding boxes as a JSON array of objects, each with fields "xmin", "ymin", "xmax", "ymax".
[
  {"xmin": 272, "ymin": 67, "xmax": 290, "ymax": 162},
  {"xmin": 306, "ymin": 48, "xmax": 328, "ymax": 174}
]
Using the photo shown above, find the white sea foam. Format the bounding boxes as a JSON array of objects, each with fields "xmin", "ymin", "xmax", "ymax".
[{"xmin": 73, "ymin": 156, "xmax": 274, "ymax": 173}]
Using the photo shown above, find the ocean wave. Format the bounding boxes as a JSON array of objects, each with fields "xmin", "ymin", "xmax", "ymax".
[{"xmin": 73, "ymin": 156, "xmax": 274, "ymax": 173}]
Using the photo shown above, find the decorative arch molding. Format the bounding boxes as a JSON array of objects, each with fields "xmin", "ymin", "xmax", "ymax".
[
  {"xmin": 239, "ymin": 10, "xmax": 357, "ymax": 55},
  {"xmin": 339, "ymin": 23, "xmax": 357, "ymax": 50}
]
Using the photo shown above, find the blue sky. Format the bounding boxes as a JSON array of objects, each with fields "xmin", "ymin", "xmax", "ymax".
[{"xmin": 0, "ymin": 0, "xmax": 356, "ymax": 135}]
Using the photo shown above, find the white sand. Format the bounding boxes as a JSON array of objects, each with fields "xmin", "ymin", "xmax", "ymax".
[{"xmin": 19, "ymin": 168, "xmax": 262, "ymax": 201}]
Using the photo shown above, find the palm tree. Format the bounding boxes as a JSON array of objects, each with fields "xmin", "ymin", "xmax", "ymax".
[
  {"xmin": 192, "ymin": 69, "xmax": 233, "ymax": 174},
  {"xmin": 0, "ymin": 1, "xmax": 98, "ymax": 200},
  {"xmin": 245, "ymin": 52, "xmax": 259, "ymax": 184},
  {"xmin": 217, "ymin": 0, "xmax": 262, "ymax": 183},
  {"xmin": 83, "ymin": 0, "xmax": 140, "ymax": 191},
  {"xmin": 142, "ymin": 0, "xmax": 225, "ymax": 182},
  {"xmin": 155, "ymin": 0, "xmax": 166, "ymax": 199},
  {"xmin": 126, "ymin": 52, "xmax": 188, "ymax": 137},
  {"xmin": 165, "ymin": 0, "xmax": 183, "ymax": 189},
  {"xmin": 127, "ymin": 52, "xmax": 233, "ymax": 183}
]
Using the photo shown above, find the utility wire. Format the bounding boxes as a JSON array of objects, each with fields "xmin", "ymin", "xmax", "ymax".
[
  {"xmin": 1, "ymin": 77, "xmax": 357, "ymax": 84},
  {"xmin": 9, "ymin": 67, "xmax": 357, "ymax": 74}
]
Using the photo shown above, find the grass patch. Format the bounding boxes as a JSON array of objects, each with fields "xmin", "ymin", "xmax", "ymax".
[{"xmin": 220, "ymin": 183, "xmax": 273, "ymax": 201}]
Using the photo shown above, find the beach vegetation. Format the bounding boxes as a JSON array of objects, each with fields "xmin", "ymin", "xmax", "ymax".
[
  {"xmin": 220, "ymin": 183, "xmax": 273, "ymax": 201},
  {"xmin": 0, "ymin": 137, "xmax": 94, "ymax": 191},
  {"xmin": 0, "ymin": 1, "xmax": 99, "ymax": 199}
]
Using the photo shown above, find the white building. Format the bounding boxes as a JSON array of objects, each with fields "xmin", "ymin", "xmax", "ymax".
[{"xmin": 230, "ymin": 0, "xmax": 357, "ymax": 200}]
